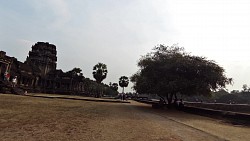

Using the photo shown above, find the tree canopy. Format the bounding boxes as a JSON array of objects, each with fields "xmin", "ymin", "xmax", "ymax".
[
  {"xmin": 67, "ymin": 67, "xmax": 83, "ymax": 77},
  {"xmin": 110, "ymin": 82, "xmax": 119, "ymax": 91},
  {"xmin": 92, "ymin": 63, "xmax": 107, "ymax": 83},
  {"xmin": 119, "ymin": 76, "xmax": 129, "ymax": 93},
  {"xmin": 242, "ymin": 84, "xmax": 250, "ymax": 92},
  {"xmin": 131, "ymin": 44, "xmax": 232, "ymax": 104}
]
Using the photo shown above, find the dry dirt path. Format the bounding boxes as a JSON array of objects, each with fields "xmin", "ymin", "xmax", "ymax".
[
  {"xmin": 91, "ymin": 101, "xmax": 249, "ymax": 141},
  {"xmin": 0, "ymin": 94, "xmax": 249, "ymax": 141}
]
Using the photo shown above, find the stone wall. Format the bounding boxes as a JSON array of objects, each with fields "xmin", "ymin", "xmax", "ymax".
[{"xmin": 185, "ymin": 102, "xmax": 250, "ymax": 114}]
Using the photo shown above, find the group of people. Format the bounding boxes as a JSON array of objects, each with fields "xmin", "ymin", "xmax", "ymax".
[
  {"xmin": 119, "ymin": 93, "xmax": 127, "ymax": 101},
  {"xmin": 3, "ymin": 72, "xmax": 17, "ymax": 87},
  {"xmin": 174, "ymin": 98, "xmax": 184, "ymax": 109}
]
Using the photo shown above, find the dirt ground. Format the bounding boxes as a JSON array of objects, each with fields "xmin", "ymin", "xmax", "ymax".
[{"xmin": 0, "ymin": 94, "xmax": 249, "ymax": 141}]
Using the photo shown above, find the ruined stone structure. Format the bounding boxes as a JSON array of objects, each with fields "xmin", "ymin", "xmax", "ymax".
[
  {"xmin": 0, "ymin": 42, "xmax": 85, "ymax": 95},
  {"xmin": 26, "ymin": 42, "xmax": 57, "ymax": 76},
  {"xmin": 0, "ymin": 51, "xmax": 12, "ymax": 77}
]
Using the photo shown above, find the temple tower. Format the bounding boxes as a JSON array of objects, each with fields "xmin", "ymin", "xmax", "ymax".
[{"xmin": 25, "ymin": 42, "xmax": 57, "ymax": 76}]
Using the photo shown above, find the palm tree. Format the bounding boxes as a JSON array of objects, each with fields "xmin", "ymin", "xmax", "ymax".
[
  {"xmin": 93, "ymin": 63, "xmax": 107, "ymax": 97},
  {"xmin": 119, "ymin": 76, "xmax": 129, "ymax": 93}
]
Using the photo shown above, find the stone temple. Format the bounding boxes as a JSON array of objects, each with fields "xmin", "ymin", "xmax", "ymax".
[
  {"xmin": 26, "ymin": 42, "xmax": 57, "ymax": 77},
  {"xmin": 0, "ymin": 42, "xmax": 84, "ymax": 94}
]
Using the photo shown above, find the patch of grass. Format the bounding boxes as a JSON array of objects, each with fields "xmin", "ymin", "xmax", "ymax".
[{"xmin": 0, "ymin": 94, "xmax": 104, "ymax": 141}]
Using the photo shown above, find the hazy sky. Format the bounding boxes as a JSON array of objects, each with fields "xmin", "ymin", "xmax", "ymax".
[{"xmin": 1, "ymin": 0, "xmax": 250, "ymax": 92}]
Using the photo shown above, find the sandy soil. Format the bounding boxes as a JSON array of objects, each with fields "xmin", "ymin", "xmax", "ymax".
[{"xmin": 0, "ymin": 94, "xmax": 249, "ymax": 141}]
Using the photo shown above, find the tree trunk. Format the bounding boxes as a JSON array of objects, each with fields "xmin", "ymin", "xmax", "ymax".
[
  {"xmin": 97, "ymin": 83, "xmax": 102, "ymax": 98},
  {"xmin": 174, "ymin": 93, "xmax": 177, "ymax": 100},
  {"xmin": 157, "ymin": 94, "xmax": 166, "ymax": 104},
  {"xmin": 154, "ymin": 94, "xmax": 166, "ymax": 108}
]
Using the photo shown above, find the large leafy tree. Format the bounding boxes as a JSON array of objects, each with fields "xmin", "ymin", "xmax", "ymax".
[
  {"xmin": 93, "ymin": 63, "xmax": 107, "ymax": 97},
  {"xmin": 66, "ymin": 67, "xmax": 83, "ymax": 76},
  {"xmin": 119, "ymin": 76, "xmax": 129, "ymax": 93},
  {"xmin": 131, "ymin": 44, "xmax": 232, "ymax": 105},
  {"xmin": 66, "ymin": 68, "xmax": 84, "ymax": 93},
  {"xmin": 110, "ymin": 82, "xmax": 119, "ymax": 91},
  {"xmin": 83, "ymin": 78, "xmax": 98, "ymax": 96},
  {"xmin": 242, "ymin": 84, "xmax": 250, "ymax": 92}
]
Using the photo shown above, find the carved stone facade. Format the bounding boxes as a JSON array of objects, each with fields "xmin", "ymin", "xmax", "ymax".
[
  {"xmin": 26, "ymin": 42, "xmax": 57, "ymax": 76},
  {"xmin": 0, "ymin": 42, "xmax": 84, "ymax": 95}
]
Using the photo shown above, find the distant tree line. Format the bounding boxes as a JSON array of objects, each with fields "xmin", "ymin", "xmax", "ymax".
[
  {"xmin": 184, "ymin": 85, "xmax": 250, "ymax": 104},
  {"xmin": 66, "ymin": 62, "xmax": 131, "ymax": 98},
  {"xmin": 65, "ymin": 65, "xmax": 118, "ymax": 97}
]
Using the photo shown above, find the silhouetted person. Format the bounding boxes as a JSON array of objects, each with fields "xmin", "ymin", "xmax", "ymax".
[
  {"xmin": 123, "ymin": 94, "xmax": 126, "ymax": 101},
  {"xmin": 4, "ymin": 72, "xmax": 10, "ymax": 81},
  {"xmin": 179, "ymin": 99, "xmax": 184, "ymax": 110},
  {"xmin": 12, "ymin": 76, "xmax": 17, "ymax": 87}
]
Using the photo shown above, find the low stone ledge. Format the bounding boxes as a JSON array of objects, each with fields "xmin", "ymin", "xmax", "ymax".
[
  {"xmin": 183, "ymin": 106, "xmax": 250, "ymax": 125},
  {"xmin": 24, "ymin": 94, "xmax": 131, "ymax": 103}
]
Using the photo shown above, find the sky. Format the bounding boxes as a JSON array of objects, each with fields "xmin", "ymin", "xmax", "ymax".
[{"xmin": 1, "ymin": 0, "xmax": 250, "ymax": 93}]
